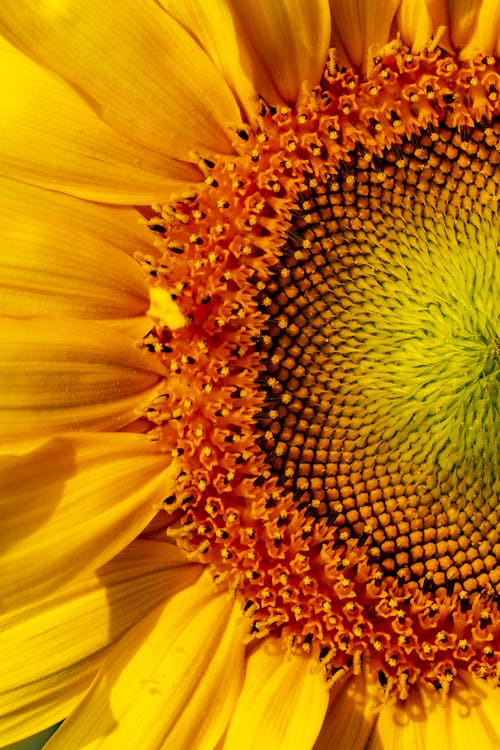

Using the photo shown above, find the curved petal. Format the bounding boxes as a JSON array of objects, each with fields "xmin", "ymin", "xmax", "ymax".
[
  {"xmin": 0, "ymin": 190, "xmax": 150, "ymax": 322},
  {"xmin": 369, "ymin": 674, "xmax": 500, "ymax": 750},
  {"xmin": 462, "ymin": 677, "xmax": 500, "ymax": 749},
  {"xmin": 157, "ymin": 0, "xmax": 283, "ymax": 118},
  {"xmin": 329, "ymin": 0, "xmax": 400, "ymax": 72},
  {"xmin": 0, "ymin": 317, "xmax": 165, "ymax": 439},
  {"xmin": 447, "ymin": 0, "xmax": 500, "ymax": 58},
  {"xmin": 0, "ymin": 177, "xmax": 155, "ymax": 257},
  {"xmin": 0, "ymin": 37, "xmax": 199, "ymax": 204},
  {"xmin": 313, "ymin": 671, "xmax": 379, "ymax": 750},
  {"xmin": 222, "ymin": 638, "xmax": 329, "ymax": 750},
  {"xmin": 396, "ymin": 0, "xmax": 450, "ymax": 53},
  {"xmin": 0, "ymin": 541, "xmax": 201, "ymax": 746},
  {"xmin": 230, "ymin": 0, "xmax": 332, "ymax": 104},
  {"xmin": 0, "ymin": 0, "xmax": 241, "ymax": 162},
  {"xmin": 45, "ymin": 574, "xmax": 247, "ymax": 750},
  {"xmin": 368, "ymin": 694, "xmax": 430, "ymax": 749},
  {"xmin": 0, "ymin": 433, "xmax": 178, "ymax": 611}
]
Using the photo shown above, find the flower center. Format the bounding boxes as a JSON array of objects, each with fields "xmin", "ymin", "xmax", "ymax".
[
  {"xmin": 256, "ymin": 127, "xmax": 499, "ymax": 597},
  {"xmin": 141, "ymin": 44, "xmax": 499, "ymax": 699}
]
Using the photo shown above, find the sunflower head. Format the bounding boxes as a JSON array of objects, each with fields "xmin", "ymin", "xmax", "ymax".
[
  {"xmin": 142, "ymin": 39, "xmax": 499, "ymax": 700},
  {"xmin": 0, "ymin": 2, "xmax": 498, "ymax": 748}
]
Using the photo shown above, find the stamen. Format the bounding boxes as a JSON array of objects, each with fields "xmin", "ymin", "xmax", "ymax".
[{"xmin": 142, "ymin": 44, "xmax": 499, "ymax": 699}]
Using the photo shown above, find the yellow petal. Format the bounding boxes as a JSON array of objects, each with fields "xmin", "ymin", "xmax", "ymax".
[
  {"xmin": 464, "ymin": 676, "xmax": 500, "ymax": 747},
  {"xmin": 0, "ymin": 37, "xmax": 198, "ymax": 204},
  {"xmin": 396, "ymin": 0, "xmax": 450, "ymax": 53},
  {"xmin": 443, "ymin": 675, "xmax": 499, "ymax": 750},
  {"xmin": 0, "ymin": 0, "xmax": 241, "ymax": 162},
  {"xmin": 369, "ymin": 696, "xmax": 430, "ymax": 750},
  {"xmin": 0, "ymin": 432, "xmax": 178, "ymax": 610},
  {"xmin": 157, "ymin": 0, "xmax": 283, "ymax": 118},
  {"xmin": 329, "ymin": 0, "xmax": 401, "ymax": 71},
  {"xmin": 0, "ymin": 177, "xmax": 159, "ymax": 335},
  {"xmin": 0, "ymin": 541, "xmax": 201, "ymax": 746},
  {"xmin": 45, "ymin": 573, "xmax": 246, "ymax": 750},
  {"xmin": 447, "ymin": 0, "xmax": 500, "ymax": 58},
  {"xmin": 369, "ymin": 674, "xmax": 500, "ymax": 750},
  {"xmin": 0, "ymin": 185, "xmax": 149, "ymax": 321},
  {"xmin": 0, "ymin": 317, "xmax": 165, "ymax": 439},
  {"xmin": 230, "ymin": 0, "xmax": 332, "ymax": 104},
  {"xmin": 0, "ymin": 177, "xmax": 155, "ymax": 258},
  {"xmin": 313, "ymin": 672, "xmax": 379, "ymax": 750},
  {"xmin": 222, "ymin": 638, "xmax": 329, "ymax": 750}
]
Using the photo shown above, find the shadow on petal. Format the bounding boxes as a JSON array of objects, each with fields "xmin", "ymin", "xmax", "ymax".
[
  {"xmin": 313, "ymin": 671, "xmax": 379, "ymax": 750},
  {"xmin": 0, "ymin": 439, "xmax": 74, "ymax": 554}
]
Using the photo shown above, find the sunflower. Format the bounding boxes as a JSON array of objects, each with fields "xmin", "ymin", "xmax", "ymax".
[{"xmin": 0, "ymin": 1, "xmax": 499, "ymax": 749}]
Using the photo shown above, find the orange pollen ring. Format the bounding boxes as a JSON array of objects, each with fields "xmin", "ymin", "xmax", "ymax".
[{"xmin": 140, "ymin": 44, "xmax": 500, "ymax": 698}]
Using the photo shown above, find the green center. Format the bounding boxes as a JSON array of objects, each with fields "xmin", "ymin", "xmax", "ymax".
[
  {"xmin": 353, "ymin": 202, "xmax": 499, "ymax": 480},
  {"xmin": 256, "ymin": 124, "xmax": 499, "ymax": 595}
]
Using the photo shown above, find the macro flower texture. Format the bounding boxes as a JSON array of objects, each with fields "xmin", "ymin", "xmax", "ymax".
[{"xmin": 0, "ymin": 0, "xmax": 499, "ymax": 749}]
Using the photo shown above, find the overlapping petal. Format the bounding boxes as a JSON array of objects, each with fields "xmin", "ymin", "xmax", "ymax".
[
  {"xmin": 0, "ymin": 177, "xmax": 154, "ymax": 258},
  {"xmin": 0, "ymin": 0, "xmax": 241, "ymax": 165},
  {"xmin": 369, "ymin": 675, "xmax": 500, "ymax": 749},
  {"xmin": 0, "ymin": 318, "xmax": 166, "ymax": 439},
  {"xmin": 313, "ymin": 672, "xmax": 379, "ymax": 750},
  {"xmin": 0, "ymin": 541, "xmax": 201, "ymax": 745},
  {"xmin": 447, "ymin": 0, "xmax": 500, "ymax": 58},
  {"xmin": 0, "ymin": 433, "xmax": 178, "ymax": 611},
  {"xmin": 0, "ymin": 183, "xmax": 150, "ymax": 323},
  {"xmin": 230, "ymin": 0, "xmax": 332, "ymax": 104},
  {"xmin": 328, "ymin": 0, "xmax": 400, "ymax": 71},
  {"xmin": 222, "ymin": 638, "xmax": 330, "ymax": 750},
  {"xmin": 396, "ymin": 0, "xmax": 450, "ymax": 52},
  {"xmin": 0, "ymin": 37, "xmax": 199, "ymax": 204},
  {"xmin": 44, "ymin": 574, "xmax": 247, "ymax": 749},
  {"xmin": 156, "ymin": 0, "xmax": 283, "ymax": 118}
]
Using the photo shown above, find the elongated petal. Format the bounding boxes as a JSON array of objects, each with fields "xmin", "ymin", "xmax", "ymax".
[
  {"xmin": 396, "ymin": 0, "xmax": 450, "ymax": 52},
  {"xmin": 0, "ymin": 0, "xmax": 241, "ymax": 162},
  {"xmin": 230, "ymin": 0, "xmax": 331, "ymax": 104},
  {"xmin": 157, "ymin": 0, "xmax": 283, "ymax": 117},
  {"xmin": 447, "ymin": 0, "xmax": 500, "ymax": 58},
  {"xmin": 0, "ymin": 37, "xmax": 199, "ymax": 204},
  {"xmin": 313, "ymin": 672, "xmax": 379, "ymax": 750},
  {"xmin": 45, "ymin": 574, "xmax": 247, "ymax": 750},
  {"xmin": 0, "ymin": 541, "xmax": 201, "ymax": 745},
  {"xmin": 0, "ymin": 433, "xmax": 177, "ymax": 610},
  {"xmin": 0, "ymin": 177, "xmax": 154, "ymax": 258},
  {"xmin": 0, "ymin": 318, "xmax": 165, "ymax": 439},
  {"xmin": 0, "ymin": 200, "xmax": 149, "ymax": 322},
  {"xmin": 0, "ymin": 177, "xmax": 161, "ymax": 338},
  {"xmin": 458, "ymin": 676, "xmax": 500, "ymax": 749},
  {"xmin": 369, "ymin": 674, "xmax": 500, "ymax": 750},
  {"xmin": 222, "ymin": 638, "xmax": 329, "ymax": 750},
  {"xmin": 369, "ymin": 694, "xmax": 430, "ymax": 749},
  {"xmin": 329, "ymin": 0, "xmax": 400, "ymax": 71}
]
